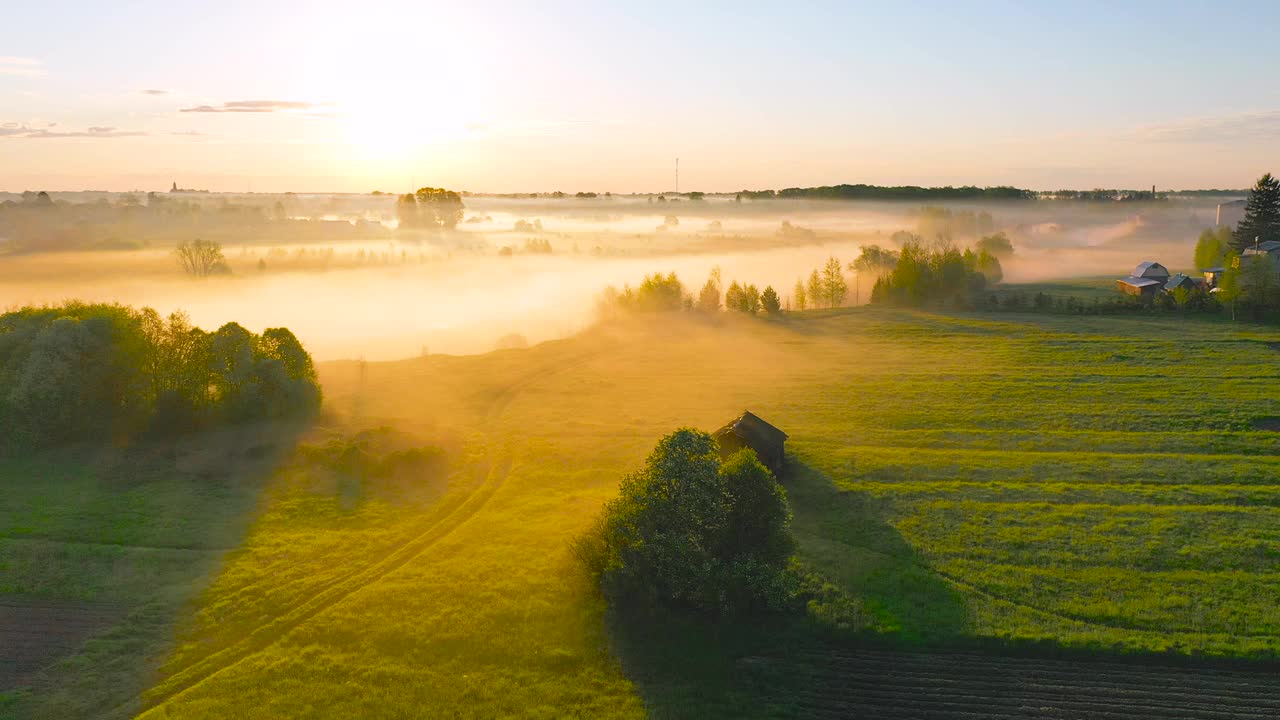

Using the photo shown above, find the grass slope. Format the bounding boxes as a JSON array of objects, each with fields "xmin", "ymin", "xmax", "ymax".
[{"xmin": 8, "ymin": 308, "xmax": 1280, "ymax": 718}]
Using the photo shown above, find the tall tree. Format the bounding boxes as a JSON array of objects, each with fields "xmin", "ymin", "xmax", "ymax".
[
  {"xmin": 821, "ymin": 257, "xmax": 848, "ymax": 308},
  {"xmin": 792, "ymin": 279, "xmax": 807, "ymax": 310},
  {"xmin": 1232, "ymin": 173, "xmax": 1280, "ymax": 253},
  {"xmin": 1194, "ymin": 226, "xmax": 1231, "ymax": 270},
  {"xmin": 806, "ymin": 270, "xmax": 823, "ymax": 309},
  {"xmin": 761, "ymin": 286, "xmax": 782, "ymax": 314}
]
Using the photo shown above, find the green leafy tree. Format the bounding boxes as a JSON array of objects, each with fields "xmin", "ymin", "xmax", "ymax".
[
  {"xmin": 1232, "ymin": 173, "xmax": 1280, "ymax": 253},
  {"xmin": 761, "ymin": 286, "xmax": 782, "ymax": 314},
  {"xmin": 806, "ymin": 270, "xmax": 823, "ymax": 309},
  {"xmin": 974, "ymin": 232, "xmax": 1014, "ymax": 259},
  {"xmin": 821, "ymin": 256, "xmax": 848, "ymax": 307},
  {"xmin": 743, "ymin": 284, "xmax": 761, "ymax": 314},
  {"xmin": 578, "ymin": 429, "xmax": 794, "ymax": 613},
  {"xmin": 1217, "ymin": 253, "xmax": 1242, "ymax": 321},
  {"xmin": 1195, "ymin": 226, "xmax": 1231, "ymax": 269},
  {"xmin": 696, "ymin": 267, "xmax": 722, "ymax": 312}
]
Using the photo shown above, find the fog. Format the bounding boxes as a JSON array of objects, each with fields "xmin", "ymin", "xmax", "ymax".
[{"xmin": 0, "ymin": 193, "xmax": 1234, "ymax": 360}]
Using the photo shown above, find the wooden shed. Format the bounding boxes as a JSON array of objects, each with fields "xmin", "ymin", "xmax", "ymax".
[{"xmin": 713, "ymin": 411, "xmax": 788, "ymax": 475}]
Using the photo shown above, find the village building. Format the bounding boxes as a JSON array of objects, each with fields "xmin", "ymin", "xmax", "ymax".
[
  {"xmin": 713, "ymin": 411, "xmax": 788, "ymax": 475},
  {"xmin": 1202, "ymin": 267, "xmax": 1226, "ymax": 288},
  {"xmin": 1243, "ymin": 240, "xmax": 1280, "ymax": 259},
  {"xmin": 1165, "ymin": 273, "xmax": 1201, "ymax": 293},
  {"xmin": 1116, "ymin": 261, "xmax": 1170, "ymax": 296}
]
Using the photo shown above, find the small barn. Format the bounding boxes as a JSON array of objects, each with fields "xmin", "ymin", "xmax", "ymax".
[
  {"xmin": 1165, "ymin": 273, "xmax": 1200, "ymax": 293},
  {"xmin": 713, "ymin": 411, "xmax": 788, "ymax": 475},
  {"xmin": 1117, "ymin": 261, "xmax": 1170, "ymax": 296}
]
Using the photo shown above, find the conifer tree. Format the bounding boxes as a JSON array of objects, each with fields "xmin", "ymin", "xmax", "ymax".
[{"xmin": 1232, "ymin": 173, "xmax": 1280, "ymax": 253}]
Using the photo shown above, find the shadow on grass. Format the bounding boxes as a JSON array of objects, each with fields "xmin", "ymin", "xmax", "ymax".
[
  {"xmin": 605, "ymin": 460, "xmax": 970, "ymax": 719},
  {"xmin": 3, "ymin": 421, "xmax": 310, "ymax": 720},
  {"xmin": 784, "ymin": 460, "xmax": 969, "ymax": 643}
]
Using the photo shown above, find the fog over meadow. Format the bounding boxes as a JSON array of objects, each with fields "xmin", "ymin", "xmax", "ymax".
[{"xmin": 0, "ymin": 193, "xmax": 1231, "ymax": 360}]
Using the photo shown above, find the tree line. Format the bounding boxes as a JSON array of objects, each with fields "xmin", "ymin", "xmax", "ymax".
[
  {"xmin": 0, "ymin": 303, "xmax": 321, "ymax": 449},
  {"xmin": 735, "ymin": 184, "xmax": 1034, "ymax": 202}
]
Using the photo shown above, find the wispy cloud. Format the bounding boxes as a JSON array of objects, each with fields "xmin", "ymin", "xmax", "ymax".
[
  {"xmin": 140, "ymin": 89, "xmax": 170, "ymax": 96},
  {"xmin": 180, "ymin": 99, "xmax": 318, "ymax": 114},
  {"xmin": 0, "ymin": 124, "xmax": 147, "ymax": 139},
  {"xmin": 1133, "ymin": 110, "xmax": 1280, "ymax": 143},
  {"xmin": 0, "ymin": 56, "xmax": 42, "ymax": 77}
]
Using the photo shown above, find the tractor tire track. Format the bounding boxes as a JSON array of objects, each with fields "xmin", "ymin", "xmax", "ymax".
[
  {"xmin": 121, "ymin": 457, "xmax": 512, "ymax": 719},
  {"xmin": 116, "ymin": 345, "xmax": 600, "ymax": 718}
]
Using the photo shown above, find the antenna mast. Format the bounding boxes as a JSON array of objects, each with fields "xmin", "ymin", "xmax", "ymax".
[{"xmin": 675, "ymin": 157, "xmax": 679, "ymax": 194}]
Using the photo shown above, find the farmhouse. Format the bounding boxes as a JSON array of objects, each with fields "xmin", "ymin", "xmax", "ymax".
[
  {"xmin": 1117, "ymin": 261, "xmax": 1169, "ymax": 296},
  {"xmin": 713, "ymin": 411, "xmax": 787, "ymax": 474}
]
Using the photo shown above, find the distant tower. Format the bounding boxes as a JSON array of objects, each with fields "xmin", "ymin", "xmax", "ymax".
[
  {"xmin": 170, "ymin": 181, "xmax": 177, "ymax": 193},
  {"xmin": 675, "ymin": 157, "xmax": 679, "ymax": 194}
]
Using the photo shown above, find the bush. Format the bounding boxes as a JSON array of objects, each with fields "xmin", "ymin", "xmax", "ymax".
[{"xmin": 576, "ymin": 428, "xmax": 796, "ymax": 614}]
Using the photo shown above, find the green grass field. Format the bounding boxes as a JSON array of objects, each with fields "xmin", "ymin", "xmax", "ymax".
[{"xmin": 6, "ymin": 308, "xmax": 1280, "ymax": 718}]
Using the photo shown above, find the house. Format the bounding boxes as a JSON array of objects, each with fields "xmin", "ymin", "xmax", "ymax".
[
  {"xmin": 1243, "ymin": 240, "xmax": 1280, "ymax": 259},
  {"xmin": 1202, "ymin": 266, "xmax": 1225, "ymax": 288},
  {"xmin": 1116, "ymin": 261, "xmax": 1170, "ymax": 296},
  {"xmin": 1165, "ymin": 273, "xmax": 1201, "ymax": 293},
  {"xmin": 713, "ymin": 411, "xmax": 788, "ymax": 475}
]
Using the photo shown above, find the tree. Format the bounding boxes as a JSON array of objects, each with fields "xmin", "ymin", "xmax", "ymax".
[
  {"xmin": 725, "ymin": 281, "xmax": 745, "ymax": 312},
  {"xmin": 792, "ymin": 279, "xmax": 807, "ymax": 310},
  {"xmin": 175, "ymin": 239, "xmax": 228, "ymax": 277},
  {"xmin": 578, "ymin": 429, "xmax": 794, "ymax": 613},
  {"xmin": 806, "ymin": 270, "xmax": 823, "ymax": 309},
  {"xmin": 1195, "ymin": 226, "xmax": 1231, "ymax": 270},
  {"xmin": 696, "ymin": 267, "xmax": 722, "ymax": 312},
  {"xmin": 398, "ymin": 188, "xmax": 465, "ymax": 230},
  {"xmin": 415, "ymin": 187, "xmax": 465, "ymax": 229},
  {"xmin": 1217, "ymin": 253, "xmax": 1242, "ymax": 321},
  {"xmin": 821, "ymin": 257, "xmax": 848, "ymax": 308},
  {"xmin": 761, "ymin": 286, "xmax": 781, "ymax": 314},
  {"xmin": 851, "ymin": 245, "xmax": 899, "ymax": 304},
  {"xmin": 974, "ymin": 231, "xmax": 1014, "ymax": 259},
  {"xmin": 975, "ymin": 250, "xmax": 1003, "ymax": 283},
  {"xmin": 1232, "ymin": 173, "xmax": 1280, "ymax": 253},
  {"xmin": 743, "ymin": 284, "xmax": 761, "ymax": 314}
]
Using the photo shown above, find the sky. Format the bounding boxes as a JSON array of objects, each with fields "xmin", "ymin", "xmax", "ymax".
[{"xmin": 2, "ymin": 0, "xmax": 1279, "ymax": 193}]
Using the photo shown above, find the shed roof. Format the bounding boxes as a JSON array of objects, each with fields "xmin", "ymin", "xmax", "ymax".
[
  {"xmin": 714, "ymin": 411, "xmax": 788, "ymax": 447},
  {"xmin": 1258, "ymin": 240, "xmax": 1280, "ymax": 252},
  {"xmin": 1132, "ymin": 261, "xmax": 1170, "ymax": 279},
  {"xmin": 1202, "ymin": 266, "xmax": 1226, "ymax": 273},
  {"xmin": 1118, "ymin": 277, "xmax": 1162, "ymax": 288},
  {"xmin": 1166, "ymin": 273, "xmax": 1197, "ymax": 290}
]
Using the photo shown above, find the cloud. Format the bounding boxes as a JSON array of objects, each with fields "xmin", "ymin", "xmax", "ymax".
[
  {"xmin": 180, "ymin": 99, "xmax": 318, "ymax": 113},
  {"xmin": 1133, "ymin": 110, "xmax": 1280, "ymax": 144},
  {"xmin": 0, "ymin": 124, "xmax": 148, "ymax": 139},
  {"xmin": 0, "ymin": 56, "xmax": 41, "ymax": 77},
  {"xmin": 140, "ymin": 89, "xmax": 170, "ymax": 96}
]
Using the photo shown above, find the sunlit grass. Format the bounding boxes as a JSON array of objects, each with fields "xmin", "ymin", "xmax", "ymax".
[{"xmin": 10, "ymin": 308, "xmax": 1280, "ymax": 718}]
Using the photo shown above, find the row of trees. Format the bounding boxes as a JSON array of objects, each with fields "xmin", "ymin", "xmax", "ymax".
[
  {"xmin": 601, "ymin": 270, "xmax": 788, "ymax": 317},
  {"xmin": 870, "ymin": 237, "xmax": 1004, "ymax": 307},
  {"xmin": 735, "ymin": 184, "xmax": 1035, "ymax": 201},
  {"xmin": 0, "ymin": 303, "xmax": 321, "ymax": 448}
]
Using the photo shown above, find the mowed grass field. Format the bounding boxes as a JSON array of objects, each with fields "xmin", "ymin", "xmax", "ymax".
[{"xmin": 6, "ymin": 307, "xmax": 1280, "ymax": 719}]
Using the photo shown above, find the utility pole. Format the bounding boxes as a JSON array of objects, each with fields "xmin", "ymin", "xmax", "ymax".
[{"xmin": 675, "ymin": 157, "xmax": 679, "ymax": 195}]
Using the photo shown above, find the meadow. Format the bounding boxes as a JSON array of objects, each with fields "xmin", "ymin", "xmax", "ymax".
[{"xmin": 6, "ymin": 306, "xmax": 1280, "ymax": 718}]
